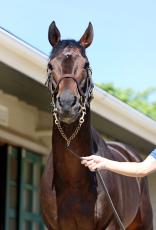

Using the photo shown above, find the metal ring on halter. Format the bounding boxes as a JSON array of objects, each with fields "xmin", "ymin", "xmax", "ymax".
[
  {"xmin": 79, "ymin": 118, "xmax": 84, "ymax": 124},
  {"xmin": 55, "ymin": 120, "xmax": 59, "ymax": 125},
  {"xmin": 81, "ymin": 106, "xmax": 86, "ymax": 112}
]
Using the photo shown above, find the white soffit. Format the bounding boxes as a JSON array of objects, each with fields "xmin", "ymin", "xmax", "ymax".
[{"xmin": 1, "ymin": 27, "xmax": 156, "ymax": 145}]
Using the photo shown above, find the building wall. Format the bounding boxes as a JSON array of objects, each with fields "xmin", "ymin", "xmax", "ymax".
[
  {"xmin": 0, "ymin": 90, "xmax": 52, "ymax": 152},
  {"xmin": 0, "ymin": 90, "xmax": 39, "ymax": 139}
]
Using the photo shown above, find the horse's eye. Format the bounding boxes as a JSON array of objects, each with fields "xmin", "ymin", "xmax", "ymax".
[
  {"xmin": 48, "ymin": 63, "xmax": 53, "ymax": 71},
  {"xmin": 84, "ymin": 62, "xmax": 89, "ymax": 69}
]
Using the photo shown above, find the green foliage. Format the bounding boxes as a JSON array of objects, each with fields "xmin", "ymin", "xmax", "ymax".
[{"xmin": 97, "ymin": 83, "xmax": 156, "ymax": 121}]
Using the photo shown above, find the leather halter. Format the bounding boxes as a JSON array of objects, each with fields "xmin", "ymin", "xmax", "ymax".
[
  {"xmin": 45, "ymin": 62, "xmax": 94, "ymax": 147},
  {"xmin": 45, "ymin": 63, "xmax": 94, "ymax": 106}
]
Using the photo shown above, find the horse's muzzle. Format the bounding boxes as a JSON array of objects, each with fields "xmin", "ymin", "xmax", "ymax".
[
  {"xmin": 55, "ymin": 90, "xmax": 81, "ymax": 124},
  {"xmin": 56, "ymin": 102, "xmax": 81, "ymax": 124}
]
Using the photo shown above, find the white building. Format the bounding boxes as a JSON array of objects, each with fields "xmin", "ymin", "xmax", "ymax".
[{"xmin": 0, "ymin": 27, "xmax": 156, "ymax": 229}]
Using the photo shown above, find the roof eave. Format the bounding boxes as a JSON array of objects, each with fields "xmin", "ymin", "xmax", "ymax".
[{"xmin": 1, "ymin": 28, "xmax": 156, "ymax": 146}]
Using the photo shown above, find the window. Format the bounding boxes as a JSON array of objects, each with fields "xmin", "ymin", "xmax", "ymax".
[{"xmin": 0, "ymin": 145, "xmax": 45, "ymax": 230}]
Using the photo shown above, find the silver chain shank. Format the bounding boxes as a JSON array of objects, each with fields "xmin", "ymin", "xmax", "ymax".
[{"xmin": 52, "ymin": 97, "xmax": 86, "ymax": 147}]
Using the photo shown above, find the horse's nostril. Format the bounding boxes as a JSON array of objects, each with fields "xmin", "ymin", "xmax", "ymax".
[
  {"xmin": 58, "ymin": 97, "xmax": 62, "ymax": 107},
  {"xmin": 57, "ymin": 94, "xmax": 77, "ymax": 109},
  {"xmin": 71, "ymin": 96, "xmax": 77, "ymax": 107}
]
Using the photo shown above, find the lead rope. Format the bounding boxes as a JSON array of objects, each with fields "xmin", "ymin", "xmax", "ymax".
[{"xmin": 95, "ymin": 170, "xmax": 125, "ymax": 230}]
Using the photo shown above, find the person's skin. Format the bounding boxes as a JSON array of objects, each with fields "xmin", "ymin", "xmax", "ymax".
[{"xmin": 81, "ymin": 154, "xmax": 156, "ymax": 177}]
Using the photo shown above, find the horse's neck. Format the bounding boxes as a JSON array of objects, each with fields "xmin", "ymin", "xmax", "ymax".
[{"xmin": 52, "ymin": 109, "xmax": 93, "ymax": 184}]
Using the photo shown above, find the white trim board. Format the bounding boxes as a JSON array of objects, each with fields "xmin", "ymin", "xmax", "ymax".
[{"xmin": 0, "ymin": 125, "xmax": 49, "ymax": 155}]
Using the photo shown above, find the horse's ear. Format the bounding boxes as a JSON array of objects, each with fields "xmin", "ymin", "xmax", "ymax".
[
  {"xmin": 48, "ymin": 21, "xmax": 61, "ymax": 47},
  {"xmin": 79, "ymin": 22, "xmax": 94, "ymax": 48}
]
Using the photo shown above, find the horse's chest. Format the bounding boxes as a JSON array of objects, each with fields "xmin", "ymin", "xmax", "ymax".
[{"xmin": 56, "ymin": 187, "xmax": 96, "ymax": 229}]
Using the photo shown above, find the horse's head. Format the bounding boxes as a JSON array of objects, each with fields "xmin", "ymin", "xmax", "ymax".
[{"xmin": 46, "ymin": 21, "xmax": 94, "ymax": 124}]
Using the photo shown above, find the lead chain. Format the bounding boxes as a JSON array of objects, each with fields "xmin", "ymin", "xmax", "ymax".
[
  {"xmin": 52, "ymin": 97, "xmax": 86, "ymax": 147},
  {"xmin": 56, "ymin": 121, "xmax": 82, "ymax": 147}
]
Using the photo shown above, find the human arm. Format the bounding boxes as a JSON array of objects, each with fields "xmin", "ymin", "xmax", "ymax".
[{"xmin": 81, "ymin": 149, "xmax": 156, "ymax": 177}]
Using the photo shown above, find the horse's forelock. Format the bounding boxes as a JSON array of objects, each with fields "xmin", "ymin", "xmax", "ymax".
[{"xmin": 49, "ymin": 40, "xmax": 86, "ymax": 59}]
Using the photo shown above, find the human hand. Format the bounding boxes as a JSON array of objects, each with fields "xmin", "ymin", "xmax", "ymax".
[{"xmin": 81, "ymin": 155, "xmax": 106, "ymax": 171}]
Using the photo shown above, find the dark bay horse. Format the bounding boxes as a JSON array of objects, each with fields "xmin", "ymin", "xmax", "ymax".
[{"xmin": 40, "ymin": 21, "xmax": 153, "ymax": 229}]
